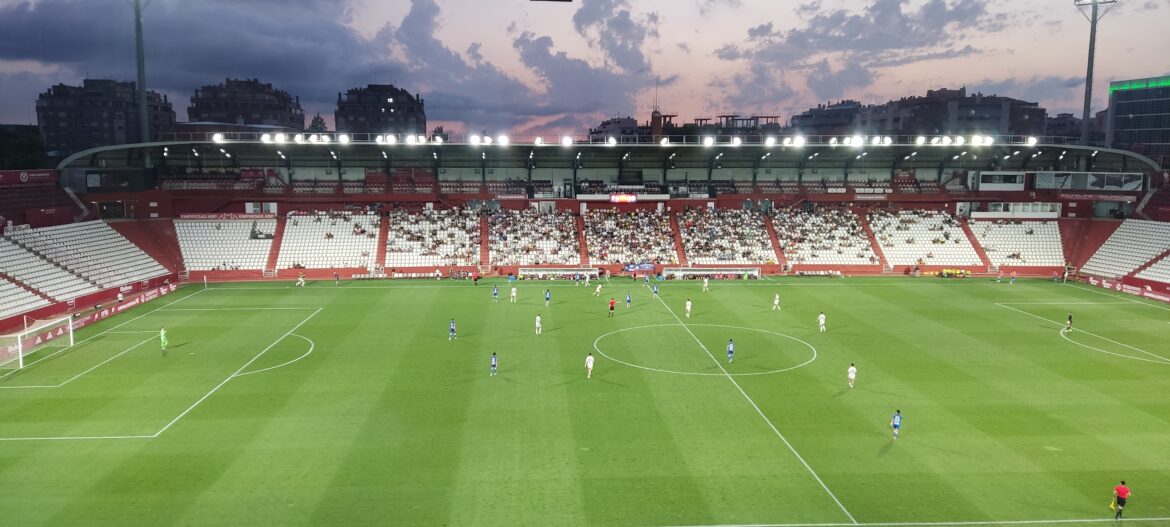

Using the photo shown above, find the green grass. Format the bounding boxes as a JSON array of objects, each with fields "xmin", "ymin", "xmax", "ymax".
[{"xmin": 1, "ymin": 276, "xmax": 1168, "ymax": 526}]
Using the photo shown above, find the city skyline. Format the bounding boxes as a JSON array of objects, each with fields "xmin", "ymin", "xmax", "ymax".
[{"xmin": 0, "ymin": 0, "xmax": 1166, "ymax": 136}]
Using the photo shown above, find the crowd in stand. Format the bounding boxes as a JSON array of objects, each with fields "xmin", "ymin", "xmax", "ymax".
[
  {"xmin": 772, "ymin": 207, "xmax": 878, "ymax": 265},
  {"xmin": 386, "ymin": 208, "xmax": 480, "ymax": 266},
  {"xmin": 489, "ymin": 208, "xmax": 581, "ymax": 265},
  {"xmin": 869, "ymin": 209, "xmax": 963, "ymax": 246},
  {"xmin": 585, "ymin": 208, "xmax": 677, "ymax": 265},
  {"xmin": 678, "ymin": 208, "xmax": 775, "ymax": 264}
]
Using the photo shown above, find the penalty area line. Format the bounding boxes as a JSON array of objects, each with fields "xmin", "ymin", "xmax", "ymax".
[{"xmin": 995, "ymin": 303, "xmax": 1170, "ymax": 364}]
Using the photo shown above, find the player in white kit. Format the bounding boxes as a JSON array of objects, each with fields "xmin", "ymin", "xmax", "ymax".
[
  {"xmin": 818, "ymin": 311, "xmax": 826, "ymax": 332},
  {"xmin": 702, "ymin": 277, "xmax": 709, "ymax": 292},
  {"xmin": 593, "ymin": 284, "xmax": 603, "ymax": 297},
  {"xmin": 772, "ymin": 293, "xmax": 781, "ymax": 311},
  {"xmin": 847, "ymin": 363, "xmax": 857, "ymax": 388},
  {"xmin": 535, "ymin": 314, "xmax": 542, "ymax": 335},
  {"xmin": 510, "ymin": 286, "xmax": 517, "ymax": 303},
  {"xmin": 585, "ymin": 353, "xmax": 595, "ymax": 379},
  {"xmin": 685, "ymin": 298, "xmax": 693, "ymax": 318}
]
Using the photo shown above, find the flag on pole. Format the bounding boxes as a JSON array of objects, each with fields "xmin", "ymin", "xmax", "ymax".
[{"xmin": 1109, "ymin": 497, "xmax": 1117, "ymax": 511}]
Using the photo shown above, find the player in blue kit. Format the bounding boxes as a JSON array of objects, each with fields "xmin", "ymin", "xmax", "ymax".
[
  {"xmin": 490, "ymin": 353, "xmax": 497, "ymax": 376},
  {"xmin": 545, "ymin": 289, "xmax": 551, "ymax": 307},
  {"xmin": 492, "ymin": 285, "xmax": 499, "ymax": 303},
  {"xmin": 643, "ymin": 274, "xmax": 650, "ymax": 288},
  {"xmin": 727, "ymin": 339, "xmax": 735, "ymax": 363},
  {"xmin": 891, "ymin": 410, "xmax": 902, "ymax": 440},
  {"xmin": 449, "ymin": 319, "xmax": 457, "ymax": 340},
  {"xmin": 625, "ymin": 291, "xmax": 632, "ymax": 308}
]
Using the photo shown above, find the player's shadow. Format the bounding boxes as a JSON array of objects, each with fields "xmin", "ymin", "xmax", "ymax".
[
  {"xmin": 171, "ymin": 343, "xmax": 188, "ymax": 349},
  {"xmin": 878, "ymin": 439, "xmax": 896, "ymax": 457},
  {"xmin": 831, "ymin": 389, "xmax": 849, "ymax": 398}
]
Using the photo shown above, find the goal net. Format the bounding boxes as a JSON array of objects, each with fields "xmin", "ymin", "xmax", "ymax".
[{"xmin": 0, "ymin": 316, "xmax": 75, "ymax": 370}]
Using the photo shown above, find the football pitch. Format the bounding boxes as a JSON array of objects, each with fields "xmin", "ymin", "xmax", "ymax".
[{"xmin": 1, "ymin": 276, "xmax": 1168, "ymax": 526}]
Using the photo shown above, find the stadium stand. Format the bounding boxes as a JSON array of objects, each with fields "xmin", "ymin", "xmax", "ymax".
[
  {"xmin": 6, "ymin": 221, "xmax": 168, "ymax": 288},
  {"xmin": 1135, "ymin": 255, "xmax": 1170, "ymax": 284},
  {"xmin": 869, "ymin": 210, "xmax": 983, "ymax": 266},
  {"xmin": 972, "ymin": 220, "xmax": 1065, "ymax": 267},
  {"xmin": 678, "ymin": 208, "xmax": 775, "ymax": 264},
  {"xmin": 0, "ymin": 182, "xmax": 74, "ymax": 224},
  {"xmin": 275, "ymin": 212, "xmax": 380, "ymax": 269},
  {"xmin": 0, "ymin": 278, "xmax": 52, "ymax": 319},
  {"xmin": 175, "ymin": 219, "xmax": 277, "ymax": 270},
  {"xmin": 488, "ymin": 209, "xmax": 580, "ymax": 266},
  {"xmin": 1080, "ymin": 219, "xmax": 1170, "ymax": 278},
  {"xmin": 0, "ymin": 238, "xmax": 99, "ymax": 299},
  {"xmin": 585, "ymin": 208, "xmax": 676, "ymax": 265},
  {"xmin": 385, "ymin": 208, "xmax": 480, "ymax": 267},
  {"xmin": 772, "ymin": 208, "xmax": 879, "ymax": 266}
]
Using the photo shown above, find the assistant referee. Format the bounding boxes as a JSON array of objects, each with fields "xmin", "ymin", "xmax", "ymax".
[{"xmin": 1114, "ymin": 480, "xmax": 1130, "ymax": 519}]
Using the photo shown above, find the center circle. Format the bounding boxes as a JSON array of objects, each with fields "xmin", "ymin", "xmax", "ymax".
[{"xmin": 592, "ymin": 323, "xmax": 817, "ymax": 377}]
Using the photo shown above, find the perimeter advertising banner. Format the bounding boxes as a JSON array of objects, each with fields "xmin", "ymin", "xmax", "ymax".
[
  {"xmin": 178, "ymin": 213, "xmax": 277, "ymax": 219},
  {"xmin": 0, "ymin": 170, "xmax": 58, "ymax": 186}
]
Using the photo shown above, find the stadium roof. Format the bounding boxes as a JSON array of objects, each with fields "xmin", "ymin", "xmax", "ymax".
[{"xmin": 58, "ymin": 132, "xmax": 1161, "ymax": 176}]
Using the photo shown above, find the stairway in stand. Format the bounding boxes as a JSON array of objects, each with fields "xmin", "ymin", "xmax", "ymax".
[
  {"xmin": 1060, "ymin": 218, "xmax": 1122, "ymax": 270},
  {"xmin": 669, "ymin": 212, "xmax": 688, "ymax": 265},
  {"xmin": 959, "ymin": 221, "xmax": 992, "ymax": 269},
  {"xmin": 479, "ymin": 216, "xmax": 490, "ymax": 267},
  {"xmin": 110, "ymin": 219, "xmax": 184, "ymax": 273},
  {"xmin": 856, "ymin": 212, "xmax": 888, "ymax": 270},
  {"xmin": 375, "ymin": 215, "xmax": 389, "ymax": 268},
  {"xmin": 1127, "ymin": 247, "xmax": 1170, "ymax": 279},
  {"xmin": 575, "ymin": 215, "xmax": 589, "ymax": 265},
  {"xmin": 762, "ymin": 215, "xmax": 788, "ymax": 269},
  {"xmin": 264, "ymin": 217, "xmax": 287, "ymax": 276},
  {"xmin": 0, "ymin": 271, "xmax": 55, "ymax": 302}
]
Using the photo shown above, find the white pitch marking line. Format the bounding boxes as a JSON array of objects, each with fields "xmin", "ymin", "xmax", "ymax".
[
  {"xmin": 234, "ymin": 334, "xmax": 315, "ymax": 377},
  {"xmin": 158, "ymin": 307, "xmax": 320, "ymax": 311},
  {"xmin": 0, "ymin": 334, "xmax": 158, "ymax": 389},
  {"xmin": 0, "ymin": 287, "xmax": 206, "ymax": 381},
  {"xmin": 653, "ymin": 296, "xmax": 858, "ymax": 525},
  {"xmin": 995, "ymin": 303, "xmax": 1170, "ymax": 364},
  {"xmin": 103, "ymin": 331, "xmax": 162, "ymax": 334},
  {"xmin": 0, "ymin": 434, "xmax": 155, "ymax": 442},
  {"xmin": 1063, "ymin": 281, "xmax": 1170, "ymax": 312},
  {"xmin": 998, "ymin": 301, "xmax": 1133, "ymax": 305},
  {"xmin": 662, "ymin": 516, "xmax": 1170, "ymax": 527},
  {"xmin": 591, "ymin": 324, "xmax": 817, "ymax": 377},
  {"xmin": 150, "ymin": 307, "xmax": 323, "ymax": 438}
]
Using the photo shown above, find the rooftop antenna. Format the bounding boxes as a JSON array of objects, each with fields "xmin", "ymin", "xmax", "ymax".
[{"xmin": 1075, "ymin": 0, "xmax": 1119, "ymax": 145}]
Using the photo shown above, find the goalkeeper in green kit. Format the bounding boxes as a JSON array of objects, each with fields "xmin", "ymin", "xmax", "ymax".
[{"xmin": 160, "ymin": 327, "xmax": 168, "ymax": 355}]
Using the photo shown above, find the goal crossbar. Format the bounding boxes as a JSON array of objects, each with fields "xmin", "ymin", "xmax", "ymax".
[{"xmin": 0, "ymin": 316, "xmax": 75, "ymax": 369}]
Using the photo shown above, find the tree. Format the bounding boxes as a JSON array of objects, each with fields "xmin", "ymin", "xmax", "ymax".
[
  {"xmin": 431, "ymin": 126, "xmax": 449, "ymax": 142},
  {"xmin": 306, "ymin": 113, "xmax": 328, "ymax": 133}
]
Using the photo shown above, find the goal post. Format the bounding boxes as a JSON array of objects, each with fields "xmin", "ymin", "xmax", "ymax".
[{"xmin": 0, "ymin": 316, "xmax": 75, "ymax": 370}]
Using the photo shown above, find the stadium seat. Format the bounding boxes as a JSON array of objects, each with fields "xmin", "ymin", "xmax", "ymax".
[
  {"xmin": 385, "ymin": 208, "xmax": 480, "ymax": 267},
  {"xmin": 175, "ymin": 219, "xmax": 277, "ymax": 270},
  {"xmin": 1081, "ymin": 219, "xmax": 1170, "ymax": 278}
]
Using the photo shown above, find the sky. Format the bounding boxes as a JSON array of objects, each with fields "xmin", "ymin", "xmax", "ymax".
[{"xmin": 0, "ymin": 0, "xmax": 1167, "ymax": 138}]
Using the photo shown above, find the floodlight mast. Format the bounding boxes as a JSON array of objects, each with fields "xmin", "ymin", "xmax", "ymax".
[
  {"xmin": 1075, "ymin": 0, "xmax": 1118, "ymax": 146},
  {"xmin": 133, "ymin": 0, "xmax": 151, "ymax": 166}
]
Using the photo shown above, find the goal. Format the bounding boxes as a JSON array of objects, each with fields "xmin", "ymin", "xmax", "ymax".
[{"xmin": 0, "ymin": 316, "xmax": 75, "ymax": 369}]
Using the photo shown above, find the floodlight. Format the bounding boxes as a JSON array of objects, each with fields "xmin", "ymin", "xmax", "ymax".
[
  {"xmin": 660, "ymin": 137, "xmax": 670, "ymax": 146},
  {"xmin": 851, "ymin": 135, "xmax": 864, "ymax": 148},
  {"xmin": 953, "ymin": 136, "xmax": 965, "ymax": 146},
  {"xmin": 765, "ymin": 136, "xmax": 777, "ymax": 147},
  {"xmin": 941, "ymin": 136, "xmax": 953, "ymax": 145},
  {"xmin": 433, "ymin": 136, "xmax": 443, "ymax": 145},
  {"xmin": 320, "ymin": 135, "xmax": 331, "ymax": 144},
  {"xmin": 915, "ymin": 136, "xmax": 926, "ymax": 145},
  {"xmin": 984, "ymin": 137, "xmax": 994, "ymax": 146},
  {"xmin": 294, "ymin": 134, "xmax": 305, "ymax": 144},
  {"xmin": 534, "ymin": 137, "xmax": 544, "ymax": 146},
  {"xmin": 212, "ymin": 133, "xmax": 224, "ymax": 144},
  {"xmin": 870, "ymin": 136, "xmax": 881, "ymax": 146},
  {"xmin": 1026, "ymin": 136, "xmax": 1038, "ymax": 146},
  {"xmin": 260, "ymin": 134, "xmax": 272, "ymax": 144},
  {"xmin": 376, "ymin": 135, "xmax": 385, "ymax": 144},
  {"xmin": 338, "ymin": 134, "xmax": 350, "ymax": 145},
  {"xmin": 793, "ymin": 136, "xmax": 806, "ymax": 147},
  {"xmin": 882, "ymin": 136, "xmax": 893, "ymax": 146},
  {"xmin": 970, "ymin": 135, "xmax": 983, "ymax": 146},
  {"xmin": 274, "ymin": 133, "xmax": 287, "ymax": 144},
  {"xmin": 830, "ymin": 137, "xmax": 840, "ymax": 146},
  {"xmin": 386, "ymin": 135, "xmax": 398, "ymax": 145},
  {"xmin": 308, "ymin": 134, "xmax": 319, "ymax": 143},
  {"xmin": 470, "ymin": 135, "xmax": 482, "ymax": 146},
  {"xmin": 405, "ymin": 135, "xmax": 417, "ymax": 145},
  {"xmin": 930, "ymin": 137, "xmax": 941, "ymax": 145},
  {"xmin": 607, "ymin": 136, "xmax": 617, "ymax": 146},
  {"xmin": 781, "ymin": 137, "xmax": 792, "ymax": 146},
  {"xmin": 497, "ymin": 135, "xmax": 510, "ymax": 146},
  {"xmin": 561, "ymin": 136, "xmax": 573, "ymax": 147},
  {"xmin": 702, "ymin": 136, "xmax": 715, "ymax": 147},
  {"xmin": 731, "ymin": 137, "xmax": 742, "ymax": 146},
  {"xmin": 482, "ymin": 136, "xmax": 493, "ymax": 145}
]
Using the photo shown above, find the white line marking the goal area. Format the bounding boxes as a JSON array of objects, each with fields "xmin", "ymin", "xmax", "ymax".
[
  {"xmin": 652, "ymin": 295, "xmax": 858, "ymax": 525},
  {"xmin": 663, "ymin": 516, "xmax": 1170, "ymax": 527},
  {"xmin": 0, "ymin": 307, "xmax": 323, "ymax": 442}
]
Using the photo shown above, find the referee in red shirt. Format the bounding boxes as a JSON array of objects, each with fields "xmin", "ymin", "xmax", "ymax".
[{"xmin": 1113, "ymin": 480, "xmax": 1131, "ymax": 519}]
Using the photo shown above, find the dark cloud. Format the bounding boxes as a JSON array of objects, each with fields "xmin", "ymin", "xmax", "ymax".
[
  {"xmin": 712, "ymin": 0, "xmax": 1003, "ymax": 105},
  {"xmin": 0, "ymin": 0, "xmax": 662, "ymax": 134},
  {"xmin": 968, "ymin": 76, "xmax": 1085, "ymax": 109}
]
